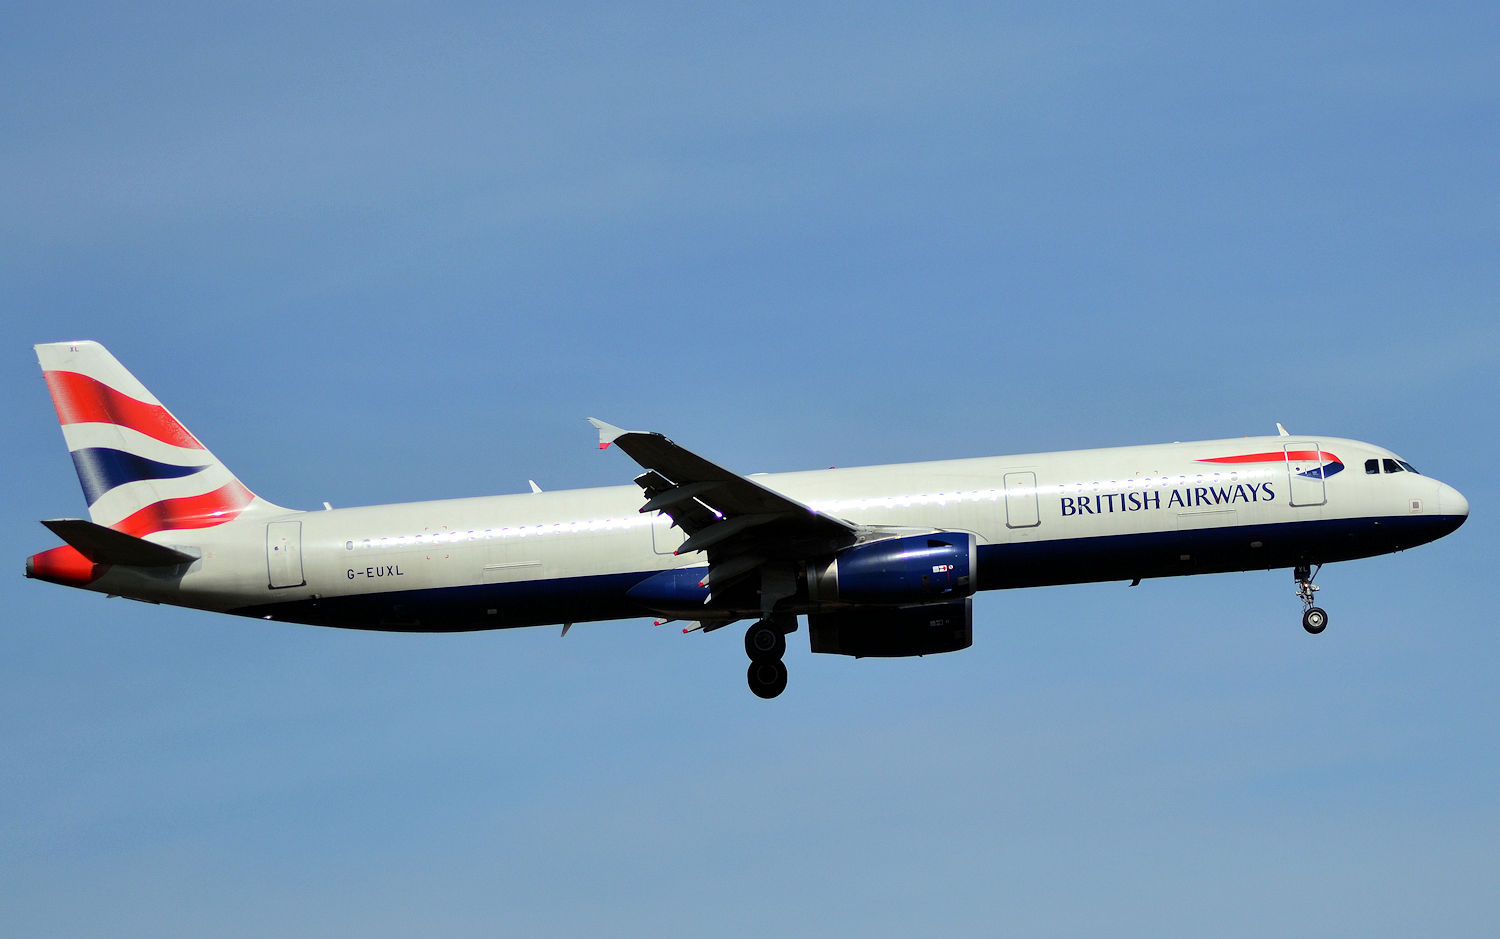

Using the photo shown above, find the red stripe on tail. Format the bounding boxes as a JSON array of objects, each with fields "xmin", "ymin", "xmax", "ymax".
[
  {"xmin": 43, "ymin": 370, "xmax": 204, "ymax": 450},
  {"xmin": 113, "ymin": 481, "xmax": 256, "ymax": 537}
]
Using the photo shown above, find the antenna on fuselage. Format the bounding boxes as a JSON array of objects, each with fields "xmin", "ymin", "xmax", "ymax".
[{"xmin": 1276, "ymin": 423, "xmax": 1290, "ymax": 437}]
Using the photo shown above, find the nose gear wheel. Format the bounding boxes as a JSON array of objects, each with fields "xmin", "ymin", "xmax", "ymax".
[{"xmin": 1295, "ymin": 564, "xmax": 1328, "ymax": 635}]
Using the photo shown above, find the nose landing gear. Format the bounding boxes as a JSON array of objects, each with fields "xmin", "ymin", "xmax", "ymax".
[{"xmin": 1295, "ymin": 564, "xmax": 1328, "ymax": 634}]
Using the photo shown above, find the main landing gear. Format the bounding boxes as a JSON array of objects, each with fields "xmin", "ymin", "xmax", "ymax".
[
  {"xmin": 745, "ymin": 616, "xmax": 793, "ymax": 699},
  {"xmin": 1295, "ymin": 564, "xmax": 1328, "ymax": 635}
]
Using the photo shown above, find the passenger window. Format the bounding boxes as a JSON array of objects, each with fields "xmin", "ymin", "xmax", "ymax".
[
  {"xmin": 1398, "ymin": 460, "xmax": 1420, "ymax": 475},
  {"xmin": 1365, "ymin": 459, "xmax": 1380, "ymax": 475},
  {"xmin": 1383, "ymin": 459, "xmax": 1403, "ymax": 474}
]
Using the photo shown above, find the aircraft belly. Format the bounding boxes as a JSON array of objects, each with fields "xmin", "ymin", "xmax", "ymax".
[{"xmin": 227, "ymin": 569, "xmax": 654, "ymax": 632}]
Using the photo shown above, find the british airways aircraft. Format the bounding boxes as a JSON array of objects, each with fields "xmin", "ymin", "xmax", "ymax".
[{"xmin": 27, "ymin": 341, "xmax": 1469, "ymax": 698}]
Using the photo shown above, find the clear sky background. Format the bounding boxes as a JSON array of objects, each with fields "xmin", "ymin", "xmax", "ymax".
[{"xmin": 3, "ymin": 3, "xmax": 1496, "ymax": 935}]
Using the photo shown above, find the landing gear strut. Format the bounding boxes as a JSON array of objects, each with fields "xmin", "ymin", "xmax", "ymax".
[
  {"xmin": 745, "ymin": 616, "xmax": 793, "ymax": 699},
  {"xmin": 1295, "ymin": 564, "xmax": 1328, "ymax": 635}
]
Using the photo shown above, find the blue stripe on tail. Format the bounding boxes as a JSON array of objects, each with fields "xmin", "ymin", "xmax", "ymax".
[{"xmin": 69, "ymin": 447, "xmax": 210, "ymax": 506}]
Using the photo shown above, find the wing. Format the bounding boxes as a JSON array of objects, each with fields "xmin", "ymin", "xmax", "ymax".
[{"xmin": 589, "ymin": 419, "xmax": 859, "ymax": 613}]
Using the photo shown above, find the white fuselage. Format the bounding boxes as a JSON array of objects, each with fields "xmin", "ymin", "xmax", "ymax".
[{"xmin": 86, "ymin": 434, "xmax": 1468, "ymax": 632}]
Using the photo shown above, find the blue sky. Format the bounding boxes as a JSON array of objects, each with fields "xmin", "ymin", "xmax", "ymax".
[{"xmin": 3, "ymin": 3, "xmax": 1496, "ymax": 935}]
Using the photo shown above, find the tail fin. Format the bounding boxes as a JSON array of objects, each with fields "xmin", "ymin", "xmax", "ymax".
[{"xmin": 35, "ymin": 340, "xmax": 284, "ymax": 535}]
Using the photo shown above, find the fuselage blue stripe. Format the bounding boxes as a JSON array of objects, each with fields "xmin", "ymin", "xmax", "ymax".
[{"xmin": 227, "ymin": 513, "xmax": 1466, "ymax": 633}]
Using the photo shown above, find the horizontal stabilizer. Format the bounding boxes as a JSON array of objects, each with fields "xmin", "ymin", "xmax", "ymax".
[{"xmin": 40, "ymin": 518, "xmax": 196, "ymax": 567}]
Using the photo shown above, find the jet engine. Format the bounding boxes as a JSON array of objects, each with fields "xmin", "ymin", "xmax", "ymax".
[{"xmin": 806, "ymin": 532, "xmax": 976, "ymax": 605}]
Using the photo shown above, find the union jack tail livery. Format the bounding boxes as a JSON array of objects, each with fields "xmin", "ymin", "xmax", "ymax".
[{"xmin": 29, "ymin": 341, "xmax": 284, "ymax": 587}]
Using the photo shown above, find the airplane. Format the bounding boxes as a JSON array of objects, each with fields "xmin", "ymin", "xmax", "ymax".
[{"xmin": 26, "ymin": 340, "xmax": 1469, "ymax": 698}]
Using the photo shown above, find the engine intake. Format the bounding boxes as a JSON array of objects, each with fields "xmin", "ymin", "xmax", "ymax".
[{"xmin": 807, "ymin": 532, "xmax": 976, "ymax": 605}]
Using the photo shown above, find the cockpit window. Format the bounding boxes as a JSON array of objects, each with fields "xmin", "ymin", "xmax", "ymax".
[{"xmin": 1367, "ymin": 457, "xmax": 1422, "ymax": 476}]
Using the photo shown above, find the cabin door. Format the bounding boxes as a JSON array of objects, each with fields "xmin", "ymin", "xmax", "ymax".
[
  {"xmin": 1003, "ymin": 472, "xmax": 1041, "ymax": 528},
  {"xmin": 1284, "ymin": 442, "xmax": 1328, "ymax": 507},
  {"xmin": 267, "ymin": 520, "xmax": 306, "ymax": 588}
]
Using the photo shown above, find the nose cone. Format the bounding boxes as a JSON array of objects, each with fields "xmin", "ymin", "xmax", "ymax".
[{"xmin": 1440, "ymin": 482, "xmax": 1469, "ymax": 527}]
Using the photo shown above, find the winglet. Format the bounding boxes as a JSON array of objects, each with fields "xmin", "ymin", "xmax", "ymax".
[
  {"xmin": 1276, "ymin": 422, "xmax": 1290, "ymax": 437},
  {"xmin": 587, "ymin": 417, "xmax": 626, "ymax": 450}
]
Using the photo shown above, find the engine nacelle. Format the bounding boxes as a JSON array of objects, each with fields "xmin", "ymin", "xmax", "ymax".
[
  {"xmin": 809, "ymin": 597, "xmax": 972, "ymax": 657},
  {"xmin": 807, "ymin": 532, "xmax": 976, "ymax": 605}
]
